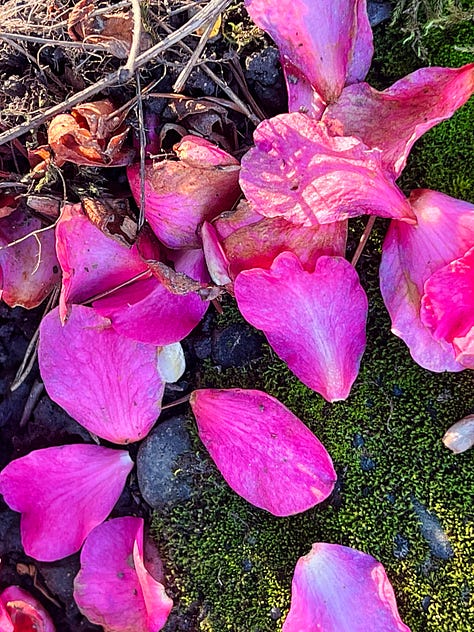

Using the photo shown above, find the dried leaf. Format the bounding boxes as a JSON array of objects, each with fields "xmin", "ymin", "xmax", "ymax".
[
  {"xmin": 442, "ymin": 415, "xmax": 474, "ymax": 454},
  {"xmin": 68, "ymin": 0, "xmax": 151, "ymax": 58},
  {"xmin": 82, "ymin": 197, "xmax": 137, "ymax": 247},
  {"xmin": 26, "ymin": 196, "xmax": 61, "ymax": 219},
  {"xmin": 48, "ymin": 99, "xmax": 134, "ymax": 167},
  {"xmin": 169, "ymin": 99, "xmax": 236, "ymax": 151},
  {"xmin": 0, "ymin": 193, "xmax": 18, "ymax": 219}
]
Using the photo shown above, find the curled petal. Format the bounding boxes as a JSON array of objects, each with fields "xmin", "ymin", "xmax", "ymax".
[
  {"xmin": 56, "ymin": 202, "xmax": 151, "ymax": 321},
  {"xmin": 245, "ymin": 0, "xmax": 373, "ymax": 104},
  {"xmin": 74, "ymin": 517, "xmax": 172, "ymax": 632},
  {"xmin": 127, "ymin": 137, "xmax": 240, "ymax": 248},
  {"xmin": 201, "ymin": 221, "xmax": 232, "ymax": 286},
  {"xmin": 0, "ymin": 445, "xmax": 133, "ymax": 561},
  {"xmin": 38, "ymin": 305, "xmax": 165, "ymax": 443},
  {"xmin": 324, "ymin": 64, "xmax": 474, "ymax": 177},
  {"xmin": 442, "ymin": 415, "xmax": 474, "ymax": 454},
  {"xmin": 240, "ymin": 113, "xmax": 414, "ymax": 226},
  {"xmin": 380, "ymin": 189, "xmax": 474, "ymax": 371},
  {"xmin": 157, "ymin": 342, "xmax": 186, "ymax": 383},
  {"xmin": 235, "ymin": 252, "xmax": 367, "ymax": 401},
  {"xmin": 282, "ymin": 543, "xmax": 410, "ymax": 631},
  {"xmin": 190, "ymin": 389, "xmax": 336, "ymax": 515},
  {"xmin": 0, "ymin": 586, "xmax": 55, "ymax": 632},
  {"xmin": 421, "ymin": 246, "xmax": 474, "ymax": 368},
  {"xmin": 0, "ymin": 206, "xmax": 60, "ymax": 308}
]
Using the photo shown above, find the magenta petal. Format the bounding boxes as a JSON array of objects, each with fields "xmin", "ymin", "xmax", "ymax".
[
  {"xmin": 0, "ymin": 599, "xmax": 13, "ymax": 632},
  {"xmin": 240, "ymin": 113, "xmax": 414, "ymax": 226},
  {"xmin": 127, "ymin": 137, "xmax": 240, "ymax": 249},
  {"xmin": 190, "ymin": 389, "xmax": 336, "ymax": 515},
  {"xmin": 74, "ymin": 517, "xmax": 172, "ymax": 632},
  {"xmin": 38, "ymin": 305, "xmax": 165, "ymax": 443},
  {"xmin": 324, "ymin": 64, "xmax": 474, "ymax": 177},
  {"xmin": 1, "ymin": 586, "xmax": 55, "ymax": 632},
  {"xmin": 245, "ymin": 0, "xmax": 373, "ymax": 104},
  {"xmin": 56, "ymin": 203, "xmax": 150, "ymax": 321},
  {"xmin": 0, "ymin": 445, "xmax": 133, "ymax": 561},
  {"xmin": 235, "ymin": 252, "xmax": 367, "ymax": 401},
  {"xmin": 0, "ymin": 207, "xmax": 60, "ymax": 309},
  {"xmin": 421, "ymin": 246, "xmax": 474, "ymax": 368},
  {"xmin": 380, "ymin": 189, "xmax": 474, "ymax": 371},
  {"xmin": 93, "ymin": 274, "xmax": 207, "ymax": 345},
  {"xmin": 282, "ymin": 543, "xmax": 410, "ymax": 632}
]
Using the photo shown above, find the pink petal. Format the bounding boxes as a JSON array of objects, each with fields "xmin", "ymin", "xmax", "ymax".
[
  {"xmin": 0, "ymin": 599, "xmax": 13, "ymax": 632},
  {"xmin": 214, "ymin": 200, "xmax": 263, "ymax": 239},
  {"xmin": 324, "ymin": 64, "xmax": 474, "ymax": 177},
  {"xmin": 282, "ymin": 543, "xmax": 410, "ymax": 632},
  {"xmin": 56, "ymin": 202, "xmax": 151, "ymax": 322},
  {"xmin": 1, "ymin": 586, "xmax": 55, "ymax": 632},
  {"xmin": 93, "ymin": 250, "xmax": 208, "ymax": 345},
  {"xmin": 127, "ymin": 137, "xmax": 240, "ymax": 249},
  {"xmin": 190, "ymin": 389, "xmax": 336, "ymax": 515},
  {"xmin": 380, "ymin": 189, "xmax": 474, "ymax": 371},
  {"xmin": 222, "ymin": 215, "xmax": 348, "ymax": 277},
  {"xmin": 38, "ymin": 305, "xmax": 165, "ymax": 443},
  {"xmin": 74, "ymin": 517, "xmax": 172, "ymax": 632},
  {"xmin": 235, "ymin": 252, "xmax": 367, "ymax": 401},
  {"xmin": 201, "ymin": 221, "xmax": 232, "ymax": 286},
  {"xmin": 240, "ymin": 113, "xmax": 414, "ymax": 226},
  {"xmin": 0, "ymin": 207, "xmax": 60, "ymax": 308},
  {"xmin": 245, "ymin": 0, "xmax": 373, "ymax": 105},
  {"xmin": 0, "ymin": 445, "xmax": 133, "ymax": 561},
  {"xmin": 421, "ymin": 246, "xmax": 474, "ymax": 368}
]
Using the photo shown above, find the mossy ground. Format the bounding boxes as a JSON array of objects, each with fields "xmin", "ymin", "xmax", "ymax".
[{"xmin": 153, "ymin": 5, "xmax": 474, "ymax": 631}]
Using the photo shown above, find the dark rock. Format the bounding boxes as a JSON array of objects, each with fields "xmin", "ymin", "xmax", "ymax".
[
  {"xmin": 211, "ymin": 322, "xmax": 263, "ymax": 369},
  {"xmin": 411, "ymin": 496, "xmax": 454, "ymax": 560},
  {"xmin": 386, "ymin": 492, "xmax": 396, "ymax": 505},
  {"xmin": 192, "ymin": 335, "xmax": 212, "ymax": 360},
  {"xmin": 245, "ymin": 47, "xmax": 286, "ymax": 115},
  {"xmin": 392, "ymin": 385, "xmax": 403, "ymax": 397},
  {"xmin": 242, "ymin": 559, "xmax": 253, "ymax": 572},
  {"xmin": 186, "ymin": 68, "xmax": 216, "ymax": 96},
  {"xmin": 367, "ymin": 0, "xmax": 392, "ymax": 27},
  {"xmin": 422, "ymin": 595, "xmax": 432, "ymax": 612},
  {"xmin": 37, "ymin": 556, "xmax": 80, "ymax": 610},
  {"xmin": 270, "ymin": 607, "xmax": 282, "ymax": 621},
  {"xmin": 360, "ymin": 455, "xmax": 376, "ymax": 472},
  {"xmin": 0, "ymin": 509, "xmax": 22, "ymax": 556},
  {"xmin": 393, "ymin": 533, "xmax": 410, "ymax": 559},
  {"xmin": 352, "ymin": 433, "xmax": 365, "ymax": 448},
  {"xmin": 137, "ymin": 416, "xmax": 195, "ymax": 510}
]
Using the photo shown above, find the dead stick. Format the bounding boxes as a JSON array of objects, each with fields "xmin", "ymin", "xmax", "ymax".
[
  {"xmin": 123, "ymin": 0, "xmax": 143, "ymax": 77},
  {"xmin": 173, "ymin": 17, "xmax": 215, "ymax": 92},
  {"xmin": 351, "ymin": 216, "xmax": 376, "ymax": 267},
  {"xmin": 0, "ymin": 0, "xmax": 233, "ymax": 146}
]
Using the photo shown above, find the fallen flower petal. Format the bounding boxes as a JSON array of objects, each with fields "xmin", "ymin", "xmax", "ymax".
[
  {"xmin": 0, "ymin": 205, "xmax": 60, "ymax": 309},
  {"xmin": 127, "ymin": 136, "xmax": 240, "ymax": 249},
  {"xmin": 56, "ymin": 202, "xmax": 152, "ymax": 321},
  {"xmin": 74, "ymin": 517, "xmax": 172, "ymax": 632},
  {"xmin": 157, "ymin": 342, "xmax": 186, "ymax": 383},
  {"xmin": 240, "ymin": 113, "xmax": 414, "ymax": 226},
  {"xmin": 190, "ymin": 389, "xmax": 336, "ymax": 515},
  {"xmin": 421, "ymin": 246, "xmax": 474, "ymax": 368},
  {"xmin": 235, "ymin": 252, "xmax": 367, "ymax": 401},
  {"xmin": 245, "ymin": 0, "xmax": 373, "ymax": 105},
  {"xmin": 38, "ymin": 305, "xmax": 165, "ymax": 443},
  {"xmin": 282, "ymin": 543, "xmax": 410, "ymax": 631},
  {"xmin": 442, "ymin": 415, "xmax": 474, "ymax": 454},
  {"xmin": 0, "ymin": 586, "xmax": 55, "ymax": 632},
  {"xmin": 48, "ymin": 100, "xmax": 134, "ymax": 167},
  {"xmin": 0, "ymin": 445, "xmax": 133, "ymax": 561},
  {"xmin": 380, "ymin": 189, "xmax": 474, "ymax": 371},
  {"xmin": 324, "ymin": 64, "xmax": 474, "ymax": 178}
]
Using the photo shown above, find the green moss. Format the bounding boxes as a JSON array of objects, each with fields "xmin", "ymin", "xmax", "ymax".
[{"xmin": 152, "ymin": 6, "xmax": 474, "ymax": 631}]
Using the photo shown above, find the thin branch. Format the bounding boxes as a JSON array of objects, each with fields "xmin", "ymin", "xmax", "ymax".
[
  {"xmin": 0, "ymin": 31, "xmax": 109, "ymax": 51},
  {"xmin": 0, "ymin": 0, "xmax": 233, "ymax": 147},
  {"xmin": 351, "ymin": 216, "xmax": 377, "ymax": 267},
  {"xmin": 173, "ymin": 17, "xmax": 215, "ymax": 92},
  {"xmin": 123, "ymin": 0, "xmax": 143, "ymax": 78},
  {"xmin": 136, "ymin": 71, "xmax": 147, "ymax": 229}
]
